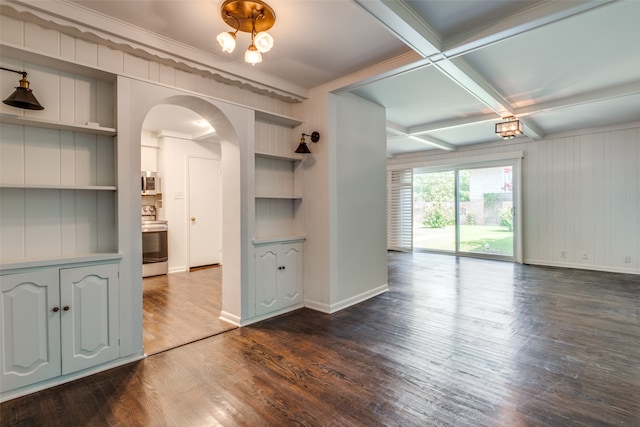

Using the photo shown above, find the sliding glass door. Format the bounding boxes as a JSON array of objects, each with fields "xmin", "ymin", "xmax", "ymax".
[
  {"xmin": 413, "ymin": 171, "xmax": 456, "ymax": 251},
  {"xmin": 412, "ymin": 164, "xmax": 516, "ymax": 260},
  {"xmin": 458, "ymin": 166, "xmax": 513, "ymax": 257}
]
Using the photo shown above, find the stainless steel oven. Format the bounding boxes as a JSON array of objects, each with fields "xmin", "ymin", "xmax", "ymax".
[{"xmin": 142, "ymin": 220, "xmax": 168, "ymax": 277}]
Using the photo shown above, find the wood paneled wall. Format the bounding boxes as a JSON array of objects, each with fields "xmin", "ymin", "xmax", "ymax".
[
  {"xmin": 0, "ymin": 14, "xmax": 301, "ymax": 120},
  {"xmin": 524, "ymin": 127, "xmax": 639, "ymax": 272}
]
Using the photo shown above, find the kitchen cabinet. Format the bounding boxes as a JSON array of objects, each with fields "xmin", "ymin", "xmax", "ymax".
[
  {"xmin": 255, "ymin": 241, "xmax": 303, "ymax": 315},
  {"xmin": 0, "ymin": 263, "xmax": 119, "ymax": 394}
]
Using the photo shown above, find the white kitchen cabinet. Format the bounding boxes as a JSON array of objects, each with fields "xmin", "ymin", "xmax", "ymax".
[
  {"xmin": 0, "ymin": 263, "xmax": 119, "ymax": 394},
  {"xmin": 255, "ymin": 241, "xmax": 303, "ymax": 315}
]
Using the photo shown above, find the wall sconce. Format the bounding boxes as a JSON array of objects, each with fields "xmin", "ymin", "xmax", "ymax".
[
  {"xmin": 295, "ymin": 132, "xmax": 320, "ymax": 154},
  {"xmin": 216, "ymin": 0, "xmax": 275, "ymax": 65},
  {"xmin": 495, "ymin": 116, "xmax": 523, "ymax": 140},
  {"xmin": 1, "ymin": 67, "xmax": 44, "ymax": 110}
]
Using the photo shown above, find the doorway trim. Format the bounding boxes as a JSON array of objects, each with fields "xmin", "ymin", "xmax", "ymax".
[
  {"xmin": 389, "ymin": 151, "xmax": 524, "ymax": 263},
  {"xmin": 118, "ymin": 77, "xmax": 253, "ymax": 356}
]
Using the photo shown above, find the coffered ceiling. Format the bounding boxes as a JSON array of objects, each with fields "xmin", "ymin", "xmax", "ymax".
[{"xmin": 14, "ymin": 0, "xmax": 639, "ymax": 156}]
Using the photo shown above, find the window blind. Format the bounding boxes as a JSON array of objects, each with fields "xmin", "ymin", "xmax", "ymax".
[{"xmin": 387, "ymin": 168, "xmax": 413, "ymax": 251}]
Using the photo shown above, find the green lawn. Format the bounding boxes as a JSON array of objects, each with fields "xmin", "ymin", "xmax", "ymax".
[{"xmin": 413, "ymin": 225, "xmax": 513, "ymax": 256}]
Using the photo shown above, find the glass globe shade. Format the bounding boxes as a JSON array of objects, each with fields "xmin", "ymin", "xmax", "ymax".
[
  {"xmin": 216, "ymin": 32, "xmax": 236, "ymax": 53},
  {"xmin": 245, "ymin": 45, "xmax": 262, "ymax": 65},
  {"xmin": 254, "ymin": 32, "xmax": 274, "ymax": 53}
]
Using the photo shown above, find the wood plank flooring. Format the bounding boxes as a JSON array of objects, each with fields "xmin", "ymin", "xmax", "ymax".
[
  {"xmin": 2, "ymin": 252, "xmax": 639, "ymax": 426},
  {"xmin": 143, "ymin": 265, "xmax": 236, "ymax": 355}
]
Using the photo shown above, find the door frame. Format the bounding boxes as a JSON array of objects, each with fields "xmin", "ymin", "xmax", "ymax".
[
  {"xmin": 391, "ymin": 151, "xmax": 524, "ymax": 263},
  {"xmin": 186, "ymin": 154, "xmax": 222, "ymax": 269}
]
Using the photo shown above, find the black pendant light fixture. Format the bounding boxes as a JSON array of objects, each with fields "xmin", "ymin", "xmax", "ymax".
[
  {"xmin": 1, "ymin": 67, "xmax": 44, "ymax": 110},
  {"xmin": 295, "ymin": 132, "xmax": 320, "ymax": 154}
]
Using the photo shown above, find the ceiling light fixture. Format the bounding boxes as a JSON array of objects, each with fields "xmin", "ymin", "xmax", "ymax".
[
  {"xmin": 295, "ymin": 132, "xmax": 320, "ymax": 154},
  {"xmin": 216, "ymin": 0, "xmax": 275, "ymax": 66},
  {"xmin": 495, "ymin": 116, "xmax": 523, "ymax": 140},
  {"xmin": 1, "ymin": 67, "xmax": 44, "ymax": 110}
]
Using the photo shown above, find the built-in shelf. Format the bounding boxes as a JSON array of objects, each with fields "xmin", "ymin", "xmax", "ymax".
[
  {"xmin": 255, "ymin": 110, "xmax": 303, "ymax": 128},
  {"xmin": 0, "ymin": 253, "xmax": 122, "ymax": 272},
  {"xmin": 253, "ymin": 236, "xmax": 306, "ymax": 245},
  {"xmin": 0, "ymin": 184, "xmax": 116, "ymax": 191},
  {"xmin": 255, "ymin": 151, "xmax": 303, "ymax": 162},
  {"xmin": 255, "ymin": 195, "xmax": 302, "ymax": 200},
  {"xmin": 0, "ymin": 114, "xmax": 117, "ymax": 136}
]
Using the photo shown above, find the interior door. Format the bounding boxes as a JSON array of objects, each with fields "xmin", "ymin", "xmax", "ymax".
[{"xmin": 188, "ymin": 156, "xmax": 221, "ymax": 268}]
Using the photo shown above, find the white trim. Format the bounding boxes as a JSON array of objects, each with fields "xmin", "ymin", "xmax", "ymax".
[
  {"xmin": 388, "ymin": 150, "xmax": 524, "ymax": 171},
  {"xmin": 0, "ymin": 353, "xmax": 145, "ymax": 403},
  {"xmin": 324, "ymin": 284, "xmax": 388, "ymax": 314},
  {"xmin": 2, "ymin": 0, "xmax": 307, "ymax": 102},
  {"xmin": 237, "ymin": 303, "xmax": 305, "ymax": 327},
  {"xmin": 219, "ymin": 311, "xmax": 241, "ymax": 327},
  {"xmin": 525, "ymin": 259, "xmax": 639, "ymax": 276}
]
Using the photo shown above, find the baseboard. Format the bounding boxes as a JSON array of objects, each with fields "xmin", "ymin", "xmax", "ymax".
[
  {"xmin": 306, "ymin": 284, "xmax": 389, "ymax": 314},
  {"xmin": 219, "ymin": 310, "xmax": 241, "ymax": 326},
  {"xmin": 239, "ymin": 303, "xmax": 305, "ymax": 327},
  {"xmin": 1, "ymin": 353, "xmax": 145, "ymax": 403},
  {"xmin": 524, "ymin": 259, "xmax": 639, "ymax": 275},
  {"xmin": 304, "ymin": 299, "xmax": 331, "ymax": 313}
]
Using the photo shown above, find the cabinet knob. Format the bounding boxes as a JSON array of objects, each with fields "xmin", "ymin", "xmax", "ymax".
[
  {"xmin": 52, "ymin": 307, "xmax": 60, "ymax": 312},
  {"xmin": 191, "ymin": 217, "xmax": 196, "ymax": 221},
  {"xmin": 63, "ymin": 306, "xmax": 70, "ymax": 311}
]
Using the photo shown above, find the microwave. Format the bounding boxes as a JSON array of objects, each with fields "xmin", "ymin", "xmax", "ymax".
[{"xmin": 141, "ymin": 171, "xmax": 161, "ymax": 195}]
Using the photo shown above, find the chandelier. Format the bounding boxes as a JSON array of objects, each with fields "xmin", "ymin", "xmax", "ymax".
[{"xmin": 216, "ymin": 0, "xmax": 275, "ymax": 65}]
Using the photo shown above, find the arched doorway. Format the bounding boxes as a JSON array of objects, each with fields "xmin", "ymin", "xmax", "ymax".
[
  {"xmin": 117, "ymin": 78, "xmax": 250, "ymax": 357},
  {"xmin": 140, "ymin": 104, "xmax": 233, "ymax": 354}
]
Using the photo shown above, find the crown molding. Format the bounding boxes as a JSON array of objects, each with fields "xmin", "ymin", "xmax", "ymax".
[{"xmin": 1, "ymin": 0, "xmax": 308, "ymax": 103}]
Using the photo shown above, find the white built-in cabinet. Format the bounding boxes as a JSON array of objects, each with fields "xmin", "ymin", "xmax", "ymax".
[
  {"xmin": 255, "ymin": 241, "xmax": 304, "ymax": 315},
  {"xmin": 0, "ymin": 263, "xmax": 119, "ymax": 393},
  {"xmin": 253, "ymin": 115, "xmax": 305, "ymax": 316},
  {"xmin": 0, "ymin": 48, "xmax": 121, "ymax": 398}
]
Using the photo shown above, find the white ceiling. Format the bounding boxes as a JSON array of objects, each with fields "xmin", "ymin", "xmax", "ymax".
[{"xmin": 58, "ymin": 0, "xmax": 640, "ymax": 156}]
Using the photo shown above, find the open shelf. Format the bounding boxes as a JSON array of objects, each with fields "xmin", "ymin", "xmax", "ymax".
[
  {"xmin": 0, "ymin": 114, "xmax": 117, "ymax": 136},
  {"xmin": 0, "ymin": 184, "xmax": 116, "ymax": 191}
]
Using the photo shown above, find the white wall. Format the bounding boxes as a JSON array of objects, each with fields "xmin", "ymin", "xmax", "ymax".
[
  {"xmin": 332, "ymin": 93, "xmax": 388, "ymax": 305},
  {"xmin": 389, "ymin": 123, "xmax": 640, "ymax": 274},
  {"xmin": 303, "ymin": 90, "xmax": 388, "ymax": 313}
]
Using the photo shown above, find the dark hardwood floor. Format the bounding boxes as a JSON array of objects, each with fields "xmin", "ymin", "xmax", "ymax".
[
  {"xmin": 143, "ymin": 265, "xmax": 236, "ymax": 355},
  {"xmin": 2, "ymin": 252, "xmax": 639, "ymax": 426}
]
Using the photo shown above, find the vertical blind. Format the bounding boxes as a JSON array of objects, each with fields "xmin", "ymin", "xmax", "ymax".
[{"xmin": 387, "ymin": 169, "xmax": 413, "ymax": 251}]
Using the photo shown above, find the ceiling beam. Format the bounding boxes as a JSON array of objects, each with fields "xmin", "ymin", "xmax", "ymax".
[
  {"xmin": 387, "ymin": 121, "xmax": 457, "ymax": 151},
  {"xmin": 361, "ymin": 0, "xmax": 621, "ymax": 146},
  {"xmin": 353, "ymin": 0, "xmax": 442, "ymax": 57},
  {"xmin": 443, "ymin": 0, "xmax": 617, "ymax": 58},
  {"xmin": 408, "ymin": 114, "xmax": 497, "ymax": 135},
  {"xmin": 514, "ymin": 80, "xmax": 640, "ymax": 116}
]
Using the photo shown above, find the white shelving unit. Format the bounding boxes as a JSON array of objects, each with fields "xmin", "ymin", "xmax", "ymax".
[
  {"xmin": 0, "ymin": 51, "xmax": 121, "ymax": 400},
  {"xmin": 253, "ymin": 116, "xmax": 306, "ymax": 318},
  {"xmin": 253, "ymin": 117, "xmax": 305, "ymax": 244},
  {"xmin": 0, "ymin": 55, "xmax": 118, "ymax": 265}
]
